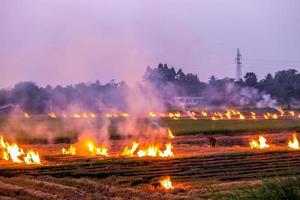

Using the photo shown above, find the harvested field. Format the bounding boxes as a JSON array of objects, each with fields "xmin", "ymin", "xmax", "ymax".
[{"xmin": 0, "ymin": 133, "xmax": 300, "ymax": 199}]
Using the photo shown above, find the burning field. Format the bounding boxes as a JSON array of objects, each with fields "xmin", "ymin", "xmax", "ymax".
[{"xmin": 1, "ymin": 111, "xmax": 300, "ymax": 200}]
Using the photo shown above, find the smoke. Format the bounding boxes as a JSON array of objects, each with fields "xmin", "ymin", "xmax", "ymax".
[
  {"xmin": 201, "ymin": 82, "xmax": 278, "ymax": 108},
  {"xmin": 116, "ymin": 81, "xmax": 167, "ymax": 142}
]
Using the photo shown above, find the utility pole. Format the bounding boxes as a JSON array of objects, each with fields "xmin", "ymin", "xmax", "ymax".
[{"xmin": 235, "ymin": 48, "xmax": 242, "ymax": 81}]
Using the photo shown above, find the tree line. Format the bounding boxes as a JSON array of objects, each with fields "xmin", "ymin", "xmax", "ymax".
[{"xmin": 0, "ymin": 63, "xmax": 299, "ymax": 113}]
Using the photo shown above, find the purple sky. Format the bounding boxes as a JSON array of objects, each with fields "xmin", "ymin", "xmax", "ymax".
[{"xmin": 0, "ymin": 0, "xmax": 299, "ymax": 87}]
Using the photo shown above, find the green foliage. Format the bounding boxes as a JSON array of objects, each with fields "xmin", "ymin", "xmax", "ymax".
[{"xmin": 215, "ymin": 177, "xmax": 300, "ymax": 200}]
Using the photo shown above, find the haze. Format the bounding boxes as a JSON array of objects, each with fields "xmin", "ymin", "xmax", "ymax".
[{"xmin": 0, "ymin": 0, "xmax": 299, "ymax": 87}]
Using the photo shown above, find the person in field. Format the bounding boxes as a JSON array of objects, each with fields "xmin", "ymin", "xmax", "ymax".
[{"xmin": 208, "ymin": 137, "xmax": 216, "ymax": 147}]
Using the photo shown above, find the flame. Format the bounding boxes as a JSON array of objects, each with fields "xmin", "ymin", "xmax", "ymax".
[
  {"xmin": 137, "ymin": 145, "xmax": 159, "ymax": 157},
  {"xmin": 239, "ymin": 114, "xmax": 245, "ymax": 120},
  {"xmin": 86, "ymin": 141, "xmax": 108, "ymax": 157},
  {"xmin": 106, "ymin": 113, "xmax": 112, "ymax": 118},
  {"xmin": 288, "ymin": 133, "xmax": 299, "ymax": 150},
  {"xmin": 225, "ymin": 112, "xmax": 231, "ymax": 119},
  {"xmin": 289, "ymin": 111, "xmax": 295, "ymax": 117},
  {"xmin": 201, "ymin": 112, "xmax": 208, "ymax": 117},
  {"xmin": 123, "ymin": 142, "xmax": 174, "ymax": 158},
  {"xmin": 122, "ymin": 141, "xmax": 139, "ymax": 157},
  {"xmin": 159, "ymin": 176, "xmax": 174, "ymax": 189},
  {"xmin": 251, "ymin": 112, "xmax": 257, "ymax": 119},
  {"xmin": 62, "ymin": 138, "xmax": 108, "ymax": 157},
  {"xmin": 249, "ymin": 136, "xmax": 270, "ymax": 149},
  {"xmin": 24, "ymin": 151, "xmax": 41, "ymax": 164},
  {"xmin": 90, "ymin": 113, "xmax": 96, "ymax": 118},
  {"xmin": 159, "ymin": 143, "xmax": 174, "ymax": 157},
  {"xmin": 278, "ymin": 107, "xmax": 285, "ymax": 116},
  {"xmin": 62, "ymin": 145, "xmax": 76, "ymax": 155},
  {"xmin": 73, "ymin": 113, "xmax": 81, "ymax": 118},
  {"xmin": 82, "ymin": 112, "xmax": 88, "ymax": 118},
  {"xmin": 48, "ymin": 112, "xmax": 57, "ymax": 119},
  {"xmin": 167, "ymin": 128, "xmax": 175, "ymax": 139},
  {"xmin": 5, "ymin": 143, "xmax": 24, "ymax": 163},
  {"xmin": 24, "ymin": 113, "xmax": 30, "ymax": 118},
  {"xmin": 0, "ymin": 136, "xmax": 41, "ymax": 164},
  {"xmin": 272, "ymin": 114, "xmax": 278, "ymax": 119},
  {"xmin": 149, "ymin": 112, "xmax": 156, "ymax": 117}
]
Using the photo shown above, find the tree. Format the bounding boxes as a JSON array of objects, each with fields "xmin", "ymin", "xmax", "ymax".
[{"xmin": 244, "ymin": 72, "xmax": 257, "ymax": 87}]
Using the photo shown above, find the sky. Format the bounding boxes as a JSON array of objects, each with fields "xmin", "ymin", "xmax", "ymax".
[{"xmin": 0, "ymin": 0, "xmax": 299, "ymax": 88}]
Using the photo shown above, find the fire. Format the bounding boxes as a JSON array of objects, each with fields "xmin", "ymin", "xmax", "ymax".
[
  {"xmin": 288, "ymin": 133, "xmax": 299, "ymax": 150},
  {"xmin": 90, "ymin": 113, "xmax": 96, "ymax": 118},
  {"xmin": 24, "ymin": 151, "xmax": 41, "ymax": 164},
  {"xmin": 48, "ymin": 112, "xmax": 57, "ymax": 119},
  {"xmin": 122, "ymin": 141, "xmax": 139, "ymax": 157},
  {"xmin": 278, "ymin": 107, "xmax": 285, "ymax": 116},
  {"xmin": 159, "ymin": 176, "xmax": 174, "ymax": 189},
  {"xmin": 62, "ymin": 139, "xmax": 108, "ymax": 157},
  {"xmin": 149, "ymin": 112, "xmax": 156, "ymax": 117},
  {"xmin": 239, "ymin": 114, "xmax": 245, "ymax": 120},
  {"xmin": 137, "ymin": 145, "xmax": 159, "ymax": 157},
  {"xmin": 249, "ymin": 136, "xmax": 270, "ymax": 149},
  {"xmin": 82, "ymin": 112, "xmax": 88, "ymax": 118},
  {"xmin": 123, "ymin": 142, "xmax": 174, "ymax": 158},
  {"xmin": 5, "ymin": 143, "xmax": 24, "ymax": 163},
  {"xmin": 272, "ymin": 114, "xmax": 278, "ymax": 119},
  {"xmin": 289, "ymin": 111, "xmax": 295, "ymax": 117},
  {"xmin": 24, "ymin": 113, "xmax": 30, "ymax": 118},
  {"xmin": 72, "ymin": 113, "xmax": 81, "ymax": 118},
  {"xmin": 201, "ymin": 112, "xmax": 208, "ymax": 117},
  {"xmin": 167, "ymin": 128, "xmax": 175, "ymax": 139},
  {"xmin": 62, "ymin": 145, "xmax": 76, "ymax": 155},
  {"xmin": 159, "ymin": 143, "xmax": 174, "ymax": 157},
  {"xmin": 86, "ymin": 141, "xmax": 108, "ymax": 157},
  {"xmin": 0, "ymin": 136, "xmax": 41, "ymax": 164}
]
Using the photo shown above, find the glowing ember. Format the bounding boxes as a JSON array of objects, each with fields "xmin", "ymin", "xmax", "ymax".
[
  {"xmin": 288, "ymin": 133, "xmax": 299, "ymax": 150},
  {"xmin": 249, "ymin": 136, "xmax": 270, "ymax": 149},
  {"xmin": 160, "ymin": 176, "xmax": 174, "ymax": 189}
]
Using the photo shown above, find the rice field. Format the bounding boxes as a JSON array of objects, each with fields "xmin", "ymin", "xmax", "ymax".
[{"xmin": 0, "ymin": 133, "xmax": 300, "ymax": 199}]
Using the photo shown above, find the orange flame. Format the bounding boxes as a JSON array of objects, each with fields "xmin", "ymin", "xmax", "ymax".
[
  {"xmin": 0, "ymin": 136, "xmax": 41, "ymax": 164},
  {"xmin": 24, "ymin": 113, "xmax": 30, "ymax": 118},
  {"xmin": 167, "ymin": 128, "xmax": 175, "ymax": 139},
  {"xmin": 86, "ymin": 141, "xmax": 108, "ymax": 157},
  {"xmin": 159, "ymin": 143, "xmax": 174, "ymax": 157},
  {"xmin": 122, "ymin": 141, "xmax": 139, "ymax": 157},
  {"xmin": 288, "ymin": 133, "xmax": 299, "ymax": 150},
  {"xmin": 160, "ymin": 176, "xmax": 174, "ymax": 189},
  {"xmin": 249, "ymin": 136, "xmax": 270, "ymax": 149},
  {"xmin": 62, "ymin": 145, "xmax": 76, "ymax": 155},
  {"xmin": 48, "ymin": 112, "xmax": 57, "ymax": 119}
]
